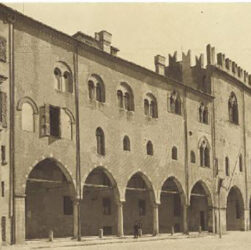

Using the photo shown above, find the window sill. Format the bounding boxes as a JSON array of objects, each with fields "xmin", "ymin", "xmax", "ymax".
[
  {"xmin": 55, "ymin": 89, "xmax": 73, "ymax": 95},
  {"xmin": 1, "ymin": 161, "xmax": 7, "ymax": 166}
]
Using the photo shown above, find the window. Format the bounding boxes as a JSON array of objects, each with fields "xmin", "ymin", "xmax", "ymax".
[
  {"xmin": 117, "ymin": 90, "xmax": 123, "ymax": 108},
  {"xmin": 144, "ymin": 93, "xmax": 158, "ymax": 118},
  {"xmin": 117, "ymin": 83, "xmax": 134, "ymax": 111},
  {"xmin": 190, "ymin": 151, "xmax": 196, "ymax": 163},
  {"xmin": 124, "ymin": 92, "xmax": 130, "ymax": 110},
  {"xmin": 146, "ymin": 141, "xmax": 153, "ymax": 155},
  {"xmin": 199, "ymin": 139, "xmax": 210, "ymax": 167},
  {"xmin": 172, "ymin": 146, "xmax": 178, "ymax": 160},
  {"xmin": 228, "ymin": 92, "xmax": 238, "ymax": 124},
  {"xmin": 54, "ymin": 63, "xmax": 73, "ymax": 93},
  {"xmin": 96, "ymin": 127, "xmax": 105, "ymax": 155},
  {"xmin": 0, "ymin": 91, "xmax": 7, "ymax": 128},
  {"xmin": 173, "ymin": 194, "xmax": 181, "ymax": 217},
  {"xmin": 123, "ymin": 136, "xmax": 130, "ymax": 151},
  {"xmin": 103, "ymin": 198, "xmax": 111, "ymax": 215},
  {"xmin": 63, "ymin": 196, "xmax": 73, "ymax": 215},
  {"xmin": 54, "ymin": 68, "xmax": 62, "ymax": 90},
  {"xmin": 1, "ymin": 216, "xmax": 6, "ymax": 242},
  {"xmin": 63, "ymin": 71, "xmax": 73, "ymax": 93},
  {"xmin": 22, "ymin": 103, "xmax": 34, "ymax": 132},
  {"xmin": 199, "ymin": 103, "xmax": 209, "ymax": 124},
  {"xmin": 236, "ymin": 200, "xmax": 241, "ymax": 219},
  {"xmin": 139, "ymin": 199, "xmax": 146, "ymax": 216},
  {"xmin": 1, "ymin": 181, "xmax": 4, "ymax": 197},
  {"xmin": 50, "ymin": 106, "xmax": 60, "ymax": 138},
  {"xmin": 225, "ymin": 157, "xmax": 229, "ymax": 176},
  {"xmin": 88, "ymin": 75, "xmax": 105, "ymax": 103},
  {"xmin": 1, "ymin": 146, "xmax": 6, "ymax": 165},
  {"xmin": 170, "ymin": 91, "xmax": 181, "ymax": 115},
  {"xmin": 239, "ymin": 155, "xmax": 243, "ymax": 172}
]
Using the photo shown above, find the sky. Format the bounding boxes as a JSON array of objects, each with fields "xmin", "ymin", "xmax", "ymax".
[{"xmin": 4, "ymin": 2, "xmax": 251, "ymax": 72}]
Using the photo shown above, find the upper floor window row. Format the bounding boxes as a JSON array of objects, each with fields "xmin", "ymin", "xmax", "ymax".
[{"xmin": 54, "ymin": 62, "xmax": 73, "ymax": 93}]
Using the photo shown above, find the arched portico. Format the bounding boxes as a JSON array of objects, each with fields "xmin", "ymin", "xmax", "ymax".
[
  {"xmin": 25, "ymin": 158, "xmax": 76, "ymax": 239},
  {"xmin": 159, "ymin": 177, "xmax": 185, "ymax": 233},
  {"xmin": 124, "ymin": 172, "xmax": 156, "ymax": 235},
  {"xmin": 226, "ymin": 186, "xmax": 244, "ymax": 231},
  {"xmin": 188, "ymin": 181, "xmax": 213, "ymax": 232},
  {"xmin": 81, "ymin": 167, "xmax": 120, "ymax": 236}
]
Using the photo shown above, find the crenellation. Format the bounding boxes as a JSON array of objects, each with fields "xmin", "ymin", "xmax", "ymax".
[
  {"xmin": 248, "ymin": 75, "xmax": 251, "ymax": 86},
  {"xmin": 206, "ymin": 44, "xmax": 215, "ymax": 65},
  {"xmin": 195, "ymin": 54, "xmax": 204, "ymax": 68}
]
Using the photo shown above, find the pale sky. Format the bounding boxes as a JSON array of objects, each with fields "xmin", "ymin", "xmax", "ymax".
[{"xmin": 4, "ymin": 3, "xmax": 251, "ymax": 72}]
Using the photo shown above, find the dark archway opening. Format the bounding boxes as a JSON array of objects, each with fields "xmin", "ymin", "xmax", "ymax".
[
  {"xmin": 124, "ymin": 173, "xmax": 154, "ymax": 235},
  {"xmin": 226, "ymin": 187, "xmax": 244, "ymax": 231},
  {"xmin": 25, "ymin": 159, "xmax": 75, "ymax": 239},
  {"xmin": 188, "ymin": 182, "xmax": 212, "ymax": 232},
  {"xmin": 159, "ymin": 177, "xmax": 184, "ymax": 233},
  {"xmin": 81, "ymin": 168, "xmax": 119, "ymax": 236}
]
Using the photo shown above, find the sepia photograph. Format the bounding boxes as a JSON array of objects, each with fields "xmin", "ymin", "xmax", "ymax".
[{"xmin": 0, "ymin": 1, "xmax": 250, "ymax": 249}]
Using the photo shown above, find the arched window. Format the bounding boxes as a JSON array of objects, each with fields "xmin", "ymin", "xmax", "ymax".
[
  {"xmin": 190, "ymin": 151, "xmax": 196, "ymax": 163},
  {"xmin": 124, "ymin": 92, "xmax": 130, "ymax": 111},
  {"xmin": 96, "ymin": 128, "xmax": 105, "ymax": 155},
  {"xmin": 146, "ymin": 141, "xmax": 153, "ymax": 155},
  {"xmin": 228, "ymin": 92, "xmax": 238, "ymax": 124},
  {"xmin": 63, "ymin": 71, "xmax": 73, "ymax": 93},
  {"xmin": 88, "ymin": 80, "xmax": 95, "ymax": 100},
  {"xmin": 199, "ymin": 103, "xmax": 209, "ymax": 124},
  {"xmin": 96, "ymin": 82, "xmax": 102, "ymax": 102},
  {"xmin": 61, "ymin": 109, "xmax": 72, "ymax": 140},
  {"xmin": 117, "ymin": 90, "xmax": 123, "ymax": 108},
  {"xmin": 123, "ymin": 136, "xmax": 130, "ymax": 151},
  {"xmin": 144, "ymin": 93, "xmax": 158, "ymax": 118},
  {"xmin": 22, "ymin": 103, "xmax": 34, "ymax": 132},
  {"xmin": 199, "ymin": 139, "xmax": 210, "ymax": 167},
  {"xmin": 170, "ymin": 91, "xmax": 181, "ymax": 115},
  {"xmin": 239, "ymin": 154, "xmax": 243, "ymax": 172},
  {"xmin": 54, "ymin": 68, "xmax": 62, "ymax": 90},
  {"xmin": 172, "ymin": 146, "xmax": 178, "ymax": 160},
  {"xmin": 225, "ymin": 157, "xmax": 229, "ymax": 176}
]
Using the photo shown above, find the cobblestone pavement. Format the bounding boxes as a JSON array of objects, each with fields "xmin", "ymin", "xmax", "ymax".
[{"xmin": 2, "ymin": 231, "xmax": 251, "ymax": 250}]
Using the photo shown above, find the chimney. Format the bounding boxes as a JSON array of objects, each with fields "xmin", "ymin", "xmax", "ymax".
[
  {"xmin": 97, "ymin": 30, "xmax": 112, "ymax": 53},
  {"xmin": 154, "ymin": 55, "xmax": 166, "ymax": 75}
]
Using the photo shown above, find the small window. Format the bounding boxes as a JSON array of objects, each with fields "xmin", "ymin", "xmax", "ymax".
[
  {"xmin": 103, "ymin": 198, "xmax": 111, "ymax": 215},
  {"xmin": 117, "ymin": 90, "xmax": 123, "ymax": 108},
  {"xmin": 63, "ymin": 71, "xmax": 73, "ymax": 93},
  {"xmin": 54, "ymin": 68, "xmax": 62, "ymax": 90},
  {"xmin": 199, "ymin": 139, "xmax": 210, "ymax": 167},
  {"xmin": 228, "ymin": 92, "xmax": 238, "ymax": 124},
  {"xmin": 1, "ymin": 146, "xmax": 6, "ymax": 165},
  {"xmin": 1, "ymin": 182, "xmax": 4, "ymax": 197},
  {"xmin": 1, "ymin": 216, "xmax": 6, "ymax": 242},
  {"xmin": 225, "ymin": 157, "xmax": 229, "ymax": 176},
  {"xmin": 123, "ymin": 136, "xmax": 130, "ymax": 151},
  {"xmin": 146, "ymin": 141, "xmax": 153, "ymax": 155},
  {"xmin": 63, "ymin": 196, "xmax": 73, "ymax": 215},
  {"xmin": 239, "ymin": 155, "xmax": 243, "ymax": 172},
  {"xmin": 172, "ymin": 146, "xmax": 177, "ymax": 160},
  {"xmin": 50, "ymin": 106, "xmax": 60, "ymax": 138},
  {"xmin": 96, "ymin": 127, "xmax": 105, "ymax": 155},
  {"xmin": 170, "ymin": 91, "xmax": 181, "ymax": 115},
  {"xmin": 88, "ymin": 80, "xmax": 95, "ymax": 100},
  {"xmin": 139, "ymin": 199, "xmax": 146, "ymax": 216},
  {"xmin": 199, "ymin": 103, "xmax": 209, "ymax": 124},
  {"xmin": 144, "ymin": 94, "xmax": 158, "ymax": 118},
  {"xmin": 124, "ymin": 92, "xmax": 130, "ymax": 111},
  {"xmin": 190, "ymin": 151, "xmax": 196, "ymax": 163},
  {"xmin": 144, "ymin": 99, "xmax": 149, "ymax": 116}
]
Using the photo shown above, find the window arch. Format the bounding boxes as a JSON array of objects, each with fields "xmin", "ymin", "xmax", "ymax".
[
  {"xmin": 146, "ymin": 141, "xmax": 153, "ymax": 155},
  {"xmin": 239, "ymin": 154, "xmax": 243, "ymax": 172},
  {"xmin": 144, "ymin": 93, "xmax": 158, "ymax": 118},
  {"xmin": 172, "ymin": 146, "xmax": 178, "ymax": 160},
  {"xmin": 225, "ymin": 157, "xmax": 230, "ymax": 176},
  {"xmin": 123, "ymin": 136, "xmax": 130, "ymax": 151},
  {"xmin": 199, "ymin": 103, "xmax": 209, "ymax": 124},
  {"xmin": 199, "ymin": 139, "xmax": 210, "ymax": 167},
  {"xmin": 228, "ymin": 92, "xmax": 238, "ymax": 124},
  {"xmin": 170, "ymin": 90, "xmax": 181, "ymax": 115},
  {"xmin": 96, "ymin": 127, "xmax": 105, "ymax": 155},
  {"xmin": 117, "ymin": 82, "xmax": 134, "ymax": 111},
  {"xmin": 22, "ymin": 103, "xmax": 34, "ymax": 132},
  {"xmin": 190, "ymin": 151, "xmax": 196, "ymax": 163},
  {"xmin": 88, "ymin": 74, "xmax": 105, "ymax": 103},
  {"xmin": 54, "ymin": 62, "xmax": 73, "ymax": 93}
]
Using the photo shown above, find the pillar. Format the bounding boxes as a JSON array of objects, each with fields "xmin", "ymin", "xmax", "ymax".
[
  {"xmin": 117, "ymin": 202, "xmax": 124, "ymax": 237},
  {"xmin": 183, "ymin": 204, "xmax": 188, "ymax": 234},
  {"xmin": 152, "ymin": 204, "xmax": 159, "ymax": 236},
  {"xmin": 14, "ymin": 195, "xmax": 26, "ymax": 244},
  {"xmin": 73, "ymin": 199, "xmax": 81, "ymax": 240},
  {"xmin": 244, "ymin": 209, "xmax": 250, "ymax": 231}
]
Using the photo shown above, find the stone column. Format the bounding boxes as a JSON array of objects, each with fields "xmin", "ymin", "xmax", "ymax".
[
  {"xmin": 117, "ymin": 202, "xmax": 124, "ymax": 237},
  {"xmin": 152, "ymin": 204, "xmax": 159, "ymax": 236},
  {"xmin": 73, "ymin": 199, "xmax": 81, "ymax": 240},
  {"xmin": 183, "ymin": 204, "xmax": 188, "ymax": 234},
  {"xmin": 14, "ymin": 195, "xmax": 26, "ymax": 244},
  {"xmin": 244, "ymin": 209, "xmax": 250, "ymax": 231}
]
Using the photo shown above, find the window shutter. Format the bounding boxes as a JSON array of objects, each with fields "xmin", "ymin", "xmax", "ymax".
[
  {"xmin": 0, "ymin": 92, "xmax": 7, "ymax": 128},
  {"xmin": 40, "ymin": 104, "xmax": 50, "ymax": 137}
]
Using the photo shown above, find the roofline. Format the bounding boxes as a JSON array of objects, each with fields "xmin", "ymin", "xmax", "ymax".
[{"xmin": 0, "ymin": 3, "xmax": 213, "ymax": 100}]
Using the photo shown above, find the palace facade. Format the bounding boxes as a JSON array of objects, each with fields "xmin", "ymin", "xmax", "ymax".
[{"xmin": 0, "ymin": 3, "xmax": 250, "ymax": 245}]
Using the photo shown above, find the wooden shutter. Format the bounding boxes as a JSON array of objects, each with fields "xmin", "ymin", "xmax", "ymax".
[
  {"xmin": 0, "ymin": 92, "xmax": 7, "ymax": 128},
  {"xmin": 39, "ymin": 104, "xmax": 50, "ymax": 137}
]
